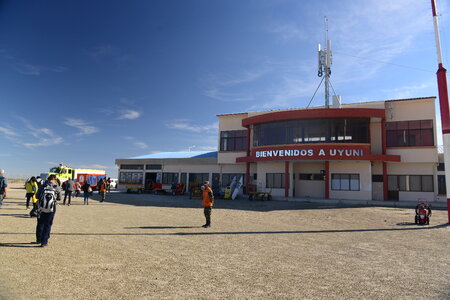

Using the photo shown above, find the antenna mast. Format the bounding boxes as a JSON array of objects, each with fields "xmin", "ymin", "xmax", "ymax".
[{"xmin": 318, "ymin": 17, "xmax": 332, "ymax": 108}]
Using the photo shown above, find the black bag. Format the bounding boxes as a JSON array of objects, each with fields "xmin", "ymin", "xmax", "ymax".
[{"xmin": 29, "ymin": 206, "xmax": 38, "ymax": 218}]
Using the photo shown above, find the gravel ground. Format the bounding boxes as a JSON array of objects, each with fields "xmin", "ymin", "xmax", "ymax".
[{"xmin": 1, "ymin": 184, "xmax": 449, "ymax": 299}]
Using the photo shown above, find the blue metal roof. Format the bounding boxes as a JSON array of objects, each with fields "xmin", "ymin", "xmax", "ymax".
[{"xmin": 129, "ymin": 151, "xmax": 218, "ymax": 159}]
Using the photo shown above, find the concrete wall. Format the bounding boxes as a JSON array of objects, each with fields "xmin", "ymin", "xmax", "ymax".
[
  {"xmin": 255, "ymin": 161, "xmax": 286, "ymax": 197},
  {"xmin": 329, "ymin": 161, "xmax": 372, "ymax": 200}
]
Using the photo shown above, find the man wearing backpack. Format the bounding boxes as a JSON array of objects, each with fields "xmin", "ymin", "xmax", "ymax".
[
  {"xmin": 35, "ymin": 175, "xmax": 61, "ymax": 247},
  {"xmin": 0, "ymin": 169, "xmax": 7, "ymax": 207}
]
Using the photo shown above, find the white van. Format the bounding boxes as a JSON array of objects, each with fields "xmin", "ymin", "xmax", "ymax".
[{"xmin": 109, "ymin": 178, "xmax": 118, "ymax": 189}]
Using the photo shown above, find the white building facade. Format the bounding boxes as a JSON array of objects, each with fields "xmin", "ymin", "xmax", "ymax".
[{"xmin": 117, "ymin": 97, "xmax": 446, "ymax": 202}]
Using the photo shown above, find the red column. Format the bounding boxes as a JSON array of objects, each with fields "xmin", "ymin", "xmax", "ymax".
[
  {"xmin": 246, "ymin": 127, "xmax": 251, "ymax": 156},
  {"xmin": 285, "ymin": 161, "xmax": 289, "ymax": 198},
  {"xmin": 325, "ymin": 161, "xmax": 329, "ymax": 199}
]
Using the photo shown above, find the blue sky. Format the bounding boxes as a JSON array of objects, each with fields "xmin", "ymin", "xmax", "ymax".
[{"xmin": 0, "ymin": 0, "xmax": 449, "ymax": 178}]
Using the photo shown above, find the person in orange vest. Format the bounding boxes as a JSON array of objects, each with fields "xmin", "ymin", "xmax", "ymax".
[
  {"xmin": 201, "ymin": 181, "xmax": 214, "ymax": 228},
  {"xmin": 99, "ymin": 178, "xmax": 107, "ymax": 202}
]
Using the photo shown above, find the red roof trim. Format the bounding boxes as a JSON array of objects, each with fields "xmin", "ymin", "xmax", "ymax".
[{"xmin": 242, "ymin": 108, "xmax": 386, "ymax": 127}]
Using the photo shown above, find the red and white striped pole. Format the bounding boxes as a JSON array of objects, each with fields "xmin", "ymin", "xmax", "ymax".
[{"xmin": 431, "ymin": 0, "xmax": 450, "ymax": 223}]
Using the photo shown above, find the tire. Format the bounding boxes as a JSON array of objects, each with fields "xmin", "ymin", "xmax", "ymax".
[
  {"xmin": 172, "ymin": 191, "xmax": 176, "ymax": 196},
  {"xmin": 127, "ymin": 189, "xmax": 131, "ymax": 194},
  {"xmin": 154, "ymin": 190, "xmax": 158, "ymax": 195},
  {"xmin": 267, "ymin": 195, "xmax": 272, "ymax": 201},
  {"xmin": 248, "ymin": 194, "xmax": 253, "ymax": 201},
  {"xmin": 137, "ymin": 189, "xmax": 142, "ymax": 194}
]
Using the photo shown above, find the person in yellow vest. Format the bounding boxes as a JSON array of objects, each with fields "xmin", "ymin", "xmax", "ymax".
[
  {"xmin": 201, "ymin": 181, "xmax": 214, "ymax": 228},
  {"xmin": 25, "ymin": 177, "xmax": 38, "ymax": 210}
]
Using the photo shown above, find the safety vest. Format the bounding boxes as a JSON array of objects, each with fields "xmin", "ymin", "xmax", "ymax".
[{"xmin": 202, "ymin": 186, "xmax": 213, "ymax": 207}]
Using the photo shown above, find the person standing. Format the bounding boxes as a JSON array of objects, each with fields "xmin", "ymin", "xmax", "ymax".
[
  {"xmin": 81, "ymin": 181, "xmax": 91, "ymax": 205},
  {"xmin": 35, "ymin": 175, "xmax": 61, "ymax": 247},
  {"xmin": 99, "ymin": 178, "xmax": 107, "ymax": 202},
  {"xmin": 25, "ymin": 177, "xmax": 38, "ymax": 209},
  {"xmin": 63, "ymin": 179, "xmax": 75, "ymax": 206},
  {"xmin": 0, "ymin": 169, "xmax": 7, "ymax": 207},
  {"xmin": 201, "ymin": 181, "xmax": 214, "ymax": 228}
]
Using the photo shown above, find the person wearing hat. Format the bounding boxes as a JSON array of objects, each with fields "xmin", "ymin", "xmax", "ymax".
[
  {"xmin": 201, "ymin": 181, "xmax": 214, "ymax": 228},
  {"xmin": 35, "ymin": 175, "xmax": 61, "ymax": 247}
]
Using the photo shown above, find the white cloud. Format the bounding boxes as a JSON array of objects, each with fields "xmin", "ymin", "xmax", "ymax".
[
  {"xmin": 117, "ymin": 109, "xmax": 141, "ymax": 120},
  {"xmin": 0, "ymin": 126, "xmax": 19, "ymax": 137},
  {"xmin": 134, "ymin": 141, "xmax": 148, "ymax": 149},
  {"xmin": 166, "ymin": 120, "xmax": 218, "ymax": 133},
  {"xmin": 5, "ymin": 117, "xmax": 64, "ymax": 148},
  {"xmin": 381, "ymin": 82, "xmax": 434, "ymax": 99},
  {"xmin": 64, "ymin": 118, "xmax": 99, "ymax": 136}
]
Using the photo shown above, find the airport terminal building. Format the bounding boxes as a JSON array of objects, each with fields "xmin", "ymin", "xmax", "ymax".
[{"xmin": 116, "ymin": 96, "xmax": 447, "ymax": 202}]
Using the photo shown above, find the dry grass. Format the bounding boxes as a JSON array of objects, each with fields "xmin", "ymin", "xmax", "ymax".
[{"xmin": 1, "ymin": 184, "xmax": 449, "ymax": 299}]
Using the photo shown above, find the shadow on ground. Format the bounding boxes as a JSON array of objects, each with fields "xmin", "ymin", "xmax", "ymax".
[
  {"xmin": 90, "ymin": 192, "xmax": 374, "ymax": 212},
  {"xmin": 0, "ymin": 223, "xmax": 448, "ymax": 242}
]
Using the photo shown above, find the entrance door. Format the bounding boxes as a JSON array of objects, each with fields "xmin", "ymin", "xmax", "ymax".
[
  {"xmin": 387, "ymin": 175, "xmax": 400, "ymax": 201},
  {"xmin": 145, "ymin": 173, "xmax": 157, "ymax": 190}
]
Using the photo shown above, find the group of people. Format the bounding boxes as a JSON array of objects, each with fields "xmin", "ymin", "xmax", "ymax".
[{"xmin": 2, "ymin": 171, "xmax": 215, "ymax": 248}]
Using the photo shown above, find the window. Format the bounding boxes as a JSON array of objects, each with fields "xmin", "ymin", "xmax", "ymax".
[
  {"xmin": 222, "ymin": 174, "xmax": 245, "ymax": 187},
  {"xmin": 437, "ymin": 163, "xmax": 445, "ymax": 171},
  {"xmin": 162, "ymin": 173, "xmax": 178, "ymax": 184},
  {"xmin": 386, "ymin": 120, "xmax": 434, "ymax": 147},
  {"xmin": 409, "ymin": 175, "xmax": 433, "ymax": 192},
  {"xmin": 298, "ymin": 173, "xmax": 324, "ymax": 181},
  {"xmin": 120, "ymin": 164, "xmax": 144, "ymax": 170},
  {"xmin": 388, "ymin": 175, "xmax": 434, "ymax": 192},
  {"xmin": 388, "ymin": 175, "xmax": 407, "ymax": 191},
  {"xmin": 188, "ymin": 173, "xmax": 209, "ymax": 185},
  {"xmin": 146, "ymin": 164, "xmax": 162, "ymax": 170},
  {"xmin": 266, "ymin": 173, "xmax": 284, "ymax": 188},
  {"xmin": 372, "ymin": 175, "xmax": 383, "ymax": 182},
  {"xmin": 331, "ymin": 174, "xmax": 360, "ymax": 191},
  {"xmin": 438, "ymin": 175, "xmax": 446, "ymax": 194},
  {"xmin": 220, "ymin": 130, "xmax": 247, "ymax": 151},
  {"xmin": 253, "ymin": 118, "xmax": 369, "ymax": 147},
  {"xmin": 119, "ymin": 172, "xmax": 143, "ymax": 184}
]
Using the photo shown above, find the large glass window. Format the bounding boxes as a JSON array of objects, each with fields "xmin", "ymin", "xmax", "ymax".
[
  {"xmin": 120, "ymin": 164, "xmax": 144, "ymax": 170},
  {"xmin": 386, "ymin": 120, "xmax": 434, "ymax": 147},
  {"xmin": 388, "ymin": 175, "xmax": 433, "ymax": 192},
  {"xmin": 162, "ymin": 173, "xmax": 178, "ymax": 184},
  {"xmin": 331, "ymin": 174, "xmax": 360, "ymax": 191},
  {"xmin": 220, "ymin": 130, "xmax": 247, "ymax": 151},
  {"xmin": 253, "ymin": 118, "xmax": 369, "ymax": 146},
  {"xmin": 266, "ymin": 173, "xmax": 284, "ymax": 188},
  {"xmin": 119, "ymin": 172, "xmax": 143, "ymax": 184},
  {"xmin": 409, "ymin": 175, "xmax": 433, "ymax": 192}
]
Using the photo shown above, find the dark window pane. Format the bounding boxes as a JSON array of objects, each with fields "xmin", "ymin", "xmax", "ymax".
[
  {"xmin": 421, "ymin": 129, "xmax": 434, "ymax": 146},
  {"xmin": 409, "ymin": 175, "xmax": 422, "ymax": 192},
  {"xmin": 422, "ymin": 176, "xmax": 433, "ymax": 192},
  {"xmin": 421, "ymin": 120, "xmax": 433, "ymax": 129},
  {"xmin": 398, "ymin": 176, "xmax": 407, "ymax": 191},
  {"xmin": 437, "ymin": 163, "xmax": 445, "ymax": 171},
  {"xmin": 438, "ymin": 175, "xmax": 446, "ymax": 194},
  {"xmin": 388, "ymin": 176, "xmax": 398, "ymax": 191},
  {"xmin": 372, "ymin": 175, "xmax": 383, "ymax": 182}
]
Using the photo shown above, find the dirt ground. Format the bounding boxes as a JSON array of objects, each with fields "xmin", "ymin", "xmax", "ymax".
[{"xmin": 0, "ymin": 184, "xmax": 449, "ymax": 300}]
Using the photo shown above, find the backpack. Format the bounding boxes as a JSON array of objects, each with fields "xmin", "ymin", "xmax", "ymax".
[
  {"xmin": 0, "ymin": 176, "xmax": 5, "ymax": 193},
  {"xmin": 38, "ymin": 185, "xmax": 57, "ymax": 213}
]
